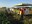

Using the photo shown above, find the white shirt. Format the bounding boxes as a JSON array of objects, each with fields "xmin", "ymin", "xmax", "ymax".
[{"xmin": 24, "ymin": 9, "xmax": 29, "ymax": 15}]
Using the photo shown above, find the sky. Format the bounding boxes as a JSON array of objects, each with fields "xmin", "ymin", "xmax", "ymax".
[{"xmin": 0, "ymin": 0, "xmax": 32, "ymax": 7}]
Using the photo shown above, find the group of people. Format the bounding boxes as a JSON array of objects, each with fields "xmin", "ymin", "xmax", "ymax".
[
  {"xmin": 5, "ymin": 8, "xmax": 29, "ymax": 24},
  {"xmin": 19, "ymin": 8, "xmax": 29, "ymax": 15}
]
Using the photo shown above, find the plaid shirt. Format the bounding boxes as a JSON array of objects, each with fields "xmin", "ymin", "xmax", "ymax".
[{"xmin": 20, "ymin": 8, "xmax": 25, "ymax": 14}]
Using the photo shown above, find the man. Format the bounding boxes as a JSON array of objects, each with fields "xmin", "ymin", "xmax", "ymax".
[
  {"xmin": 19, "ymin": 8, "xmax": 24, "ymax": 24},
  {"xmin": 24, "ymin": 8, "xmax": 29, "ymax": 15}
]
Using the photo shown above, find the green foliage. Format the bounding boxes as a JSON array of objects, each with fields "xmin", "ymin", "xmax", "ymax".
[
  {"xmin": 0, "ymin": 11, "xmax": 32, "ymax": 24},
  {"xmin": 0, "ymin": 11, "xmax": 10, "ymax": 24},
  {"xmin": 24, "ymin": 16, "xmax": 32, "ymax": 24}
]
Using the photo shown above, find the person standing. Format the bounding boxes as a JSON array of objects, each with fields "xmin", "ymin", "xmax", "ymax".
[
  {"xmin": 19, "ymin": 8, "xmax": 24, "ymax": 24},
  {"xmin": 24, "ymin": 8, "xmax": 29, "ymax": 15}
]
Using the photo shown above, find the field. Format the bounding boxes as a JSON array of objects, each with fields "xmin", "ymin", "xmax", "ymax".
[
  {"xmin": 0, "ymin": 8, "xmax": 32, "ymax": 24},
  {"xmin": 24, "ymin": 16, "xmax": 32, "ymax": 24}
]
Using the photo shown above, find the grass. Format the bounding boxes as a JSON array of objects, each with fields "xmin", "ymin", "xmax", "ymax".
[
  {"xmin": 24, "ymin": 16, "xmax": 32, "ymax": 24},
  {"xmin": 0, "ymin": 11, "xmax": 32, "ymax": 24}
]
